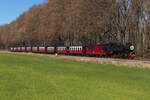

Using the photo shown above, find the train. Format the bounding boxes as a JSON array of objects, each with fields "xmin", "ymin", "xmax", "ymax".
[{"xmin": 9, "ymin": 43, "xmax": 136, "ymax": 59}]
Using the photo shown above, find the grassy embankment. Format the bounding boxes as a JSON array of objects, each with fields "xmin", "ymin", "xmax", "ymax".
[{"xmin": 0, "ymin": 53, "xmax": 150, "ymax": 100}]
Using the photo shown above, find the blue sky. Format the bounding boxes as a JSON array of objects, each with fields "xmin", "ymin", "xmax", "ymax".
[{"xmin": 0, "ymin": 0, "xmax": 47, "ymax": 25}]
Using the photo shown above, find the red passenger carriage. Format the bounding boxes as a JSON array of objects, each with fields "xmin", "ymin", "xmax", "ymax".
[
  {"xmin": 26, "ymin": 47, "xmax": 32, "ymax": 52},
  {"xmin": 21, "ymin": 47, "xmax": 26, "ymax": 52},
  {"xmin": 47, "ymin": 47, "xmax": 56, "ymax": 54},
  {"xmin": 38, "ymin": 47, "xmax": 46, "ymax": 53},
  {"xmin": 56, "ymin": 47, "xmax": 68, "ymax": 54},
  {"xmin": 69, "ymin": 46, "xmax": 85, "ymax": 55},
  {"xmin": 32, "ymin": 47, "xmax": 38, "ymax": 52},
  {"xmin": 17, "ymin": 47, "xmax": 22, "ymax": 52},
  {"xmin": 13, "ymin": 47, "xmax": 17, "ymax": 52},
  {"xmin": 10, "ymin": 47, "xmax": 14, "ymax": 52}
]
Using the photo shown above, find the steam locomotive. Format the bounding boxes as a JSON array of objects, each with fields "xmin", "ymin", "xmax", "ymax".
[{"xmin": 10, "ymin": 43, "xmax": 136, "ymax": 59}]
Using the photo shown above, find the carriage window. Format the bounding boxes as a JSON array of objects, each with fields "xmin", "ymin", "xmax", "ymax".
[
  {"xmin": 48, "ymin": 47, "xmax": 53, "ymax": 50},
  {"xmin": 40, "ymin": 47, "xmax": 45, "ymax": 50},
  {"xmin": 27, "ymin": 47, "xmax": 31, "ymax": 50},
  {"xmin": 32, "ymin": 47, "xmax": 37, "ymax": 50},
  {"xmin": 92, "ymin": 48, "xmax": 95, "ymax": 51}
]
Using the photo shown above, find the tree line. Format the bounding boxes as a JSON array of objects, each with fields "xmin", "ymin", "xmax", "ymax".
[{"xmin": 0, "ymin": 0, "xmax": 150, "ymax": 57}]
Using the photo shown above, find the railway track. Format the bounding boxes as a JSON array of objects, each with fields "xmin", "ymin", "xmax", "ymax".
[
  {"xmin": 1, "ymin": 51, "xmax": 150, "ymax": 69},
  {"xmin": 32, "ymin": 53, "xmax": 150, "ymax": 68},
  {"xmin": 55, "ymin": 54, "xmax": 148, "ymax": 63}
]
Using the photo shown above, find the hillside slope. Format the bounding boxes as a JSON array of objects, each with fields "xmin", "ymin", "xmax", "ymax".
[{"xmin": 0, "ymin": 0, "xmax": 150, "ymax": 57}]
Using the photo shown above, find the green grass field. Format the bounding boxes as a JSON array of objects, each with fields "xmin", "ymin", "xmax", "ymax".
[{"xmin": 0, "ymin": 53, "xmax": 150, "ymax": 100}]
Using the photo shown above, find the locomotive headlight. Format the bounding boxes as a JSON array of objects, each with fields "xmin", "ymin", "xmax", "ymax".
[{"xmin": 130, "ymin": 45, "xmax": 134, "ymax": 50}]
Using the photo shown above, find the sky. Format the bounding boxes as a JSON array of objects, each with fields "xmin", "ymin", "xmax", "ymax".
[{"xmin": 0, "ymin": 0, "xmax": 47, "ymax": 25}]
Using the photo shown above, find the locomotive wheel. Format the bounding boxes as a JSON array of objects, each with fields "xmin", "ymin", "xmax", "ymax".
[
  {"xmin": 111, "ymin": 53, "xmax": 121, "ymax": 58},
  {"xmin": 120, "ymin": 53, "xmax": 128, "ymax": 59}
]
